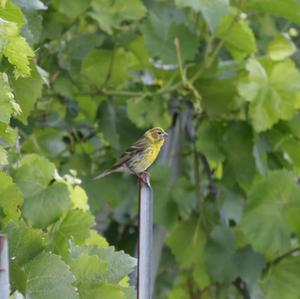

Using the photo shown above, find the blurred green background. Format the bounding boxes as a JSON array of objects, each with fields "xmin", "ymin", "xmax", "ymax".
[{"xmin": 2, "ymin": 0, "xmax": 300, "ymax": 298}]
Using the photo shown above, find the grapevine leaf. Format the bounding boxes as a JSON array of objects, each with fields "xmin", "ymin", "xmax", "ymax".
[
  {"xmin": 216, "ymin": 14, "xmax": 256, "ymax": 60},
  {"xmin": 52, "ymin": 0, "xmax": 91, "ymax": 19},
  {"xmin": 4, "ymin": 35, "xmax": 34, "ymax": 78},
  {"xmin": 0, "ymin": 145, "xmax": 7, "ymax": 165},
  {"xmin": 69, "ymin": 185, "xmax": 89, "ymax": 211},
  {"xmin": 12, "ymin": 63, "xmax": 43, "ymax": 124},
  {"xmin": 78, "ymin": 283, "xmax": 123, "ymax": 299},
  {"xmin": 240, "ymin": 170, "xmax": 300, "ymax": 257},
  {"xmin": 205, "ymin": 225, "xmax": 238, "ymax": 283},
  {"xmin": 24, "ymin": 252, "xmax": 79, "ymax": 299},
  {"xmin": 0, "ymin": 172, "xmax": 23, "ymax": 222},
  {"xmin": 85, "ymin": 230, "xmax": 109, "ymax": 248},
  {"xmin": 13, "ymin": 154, "xmax": 55, "ymax": 197},
  {"xmin": 235, "ymin": 246, "xmax": 266, "ymax": 287},
  {"xmin": 0, "ymin": 123, "xmax": 18, "ymax": 146},
  {"xmin": 7, "ymin": 221, "xmax": 44, "ymax": 266},
  {"xmin": 196, "ymin": 120, "xmax": 225, "ymax": 162},
  {"xmin": 53, "ymin": 210, "xmax": 95, "ymax": 256},
  {"xmin": 22, "ymin": 183, "xmax": 71, "ymax": 229},
  {"xmin": 175, "ymin": 0, "xmax": 229, "ymax": 32},
  {"xmin": 81, "ymin": 49, "xmax": 129, "ymax": 87},
  {"xmin": 221, "ymin": 122, "xmax": 256, "ymax": 188},
  {"xmin": 10, "ymin": 261, "xmax": 27, "ymax": 295},
  {"xmin": 166, "ymin": 216, "xmax": 206, "ymax": 269},
  {"xmin": 245, "ymin": 0, "xmax": 300, "ymax": 25},
  {"xmin": 238, "ymin": 58, "xmax": 300, "ymax": 132},
  {"xmin": 141, "ymin": 13, "xmax": 198, "ymax": 64},
  {"xmin": 69, "ymin": 252, "xmax": 108, "ymax": 283},
  {"xmin": 0, "ymin": 73, "xmax": 14, "ymax": 124},
  {"xmin": 89, "ymin": 246, "xmax": 137, "ymax": 284},
  {"xmin": 90, "ymin": 0, "xmax": 146, "ymax": 34},
  {"xmin": 268, "ymin": 34, "xmax": 296, "ymax": 61},
  {"xmin": 0, "ymin": 0, "xmax": 25, "ymax": 27},
  {"xmin": 262, "ymin": 256, "xmax": 300, "ymax": 299}
]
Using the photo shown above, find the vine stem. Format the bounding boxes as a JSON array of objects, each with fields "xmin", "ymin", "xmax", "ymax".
[
  {"xmin": 269, "ymin": 246, "xmax": 300, "ymax": 267},
  {"xmin": 79, "ymin": 1, "xmax": 246, "ymax": 102},
  {"xmin": 174, "ymin": 37, "xmax": 202, "ymax": 101}
]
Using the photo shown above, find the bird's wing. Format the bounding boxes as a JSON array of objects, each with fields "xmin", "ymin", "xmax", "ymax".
[{"xmin": 111, "ymin": 137, "xmax": 146, "ymax": 170}]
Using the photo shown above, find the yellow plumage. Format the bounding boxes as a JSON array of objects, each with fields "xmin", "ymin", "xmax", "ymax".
[{"xmin": 94, "ymin": 127, "xmax": 168, "ymax": 181}]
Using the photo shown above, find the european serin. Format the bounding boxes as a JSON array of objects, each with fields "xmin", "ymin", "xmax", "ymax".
[{"xmin": 94, "ymin": 127, "xmax": 168, "ymax": 182}]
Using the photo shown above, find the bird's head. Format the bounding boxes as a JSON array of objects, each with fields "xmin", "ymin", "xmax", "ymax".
[{"xmin": 145, "ymin": 127, "xmax": 168, "ymax": 144}]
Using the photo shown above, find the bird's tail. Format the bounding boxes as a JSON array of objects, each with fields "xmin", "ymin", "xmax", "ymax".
[{"xmin": 93, "ymin": 168, "xmax": 116, "ymax": 180}]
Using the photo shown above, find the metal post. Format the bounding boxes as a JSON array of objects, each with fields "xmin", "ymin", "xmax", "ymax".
[
  {"xmin": 0, "ymin": 234, "xmax": 10, "ymax": 299},
  {"xmin": 138, "ymin": 175, "xmax": 153, "ymax": 299}
]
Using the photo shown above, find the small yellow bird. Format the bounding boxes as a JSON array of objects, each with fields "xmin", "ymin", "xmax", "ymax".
[{"xmin": 94, "ymin": 127, "xmax": 168, "ymax": 182}]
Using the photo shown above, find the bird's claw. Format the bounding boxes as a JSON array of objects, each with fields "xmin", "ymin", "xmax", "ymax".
[{"xmin": 137, "ymin": 172, "xmax": 150, "ymax": 186}]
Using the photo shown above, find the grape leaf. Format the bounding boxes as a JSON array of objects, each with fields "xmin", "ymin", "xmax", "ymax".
[
  {"xmin": 234, "ymin": 246, "xmax": 265, "ymax": 287},
  {"xmin": 268, "ymin": 34, "xmax": 296, "ymax": 61},
  {"xmin": 0, "ymin": 0, "xmax": 25, "ymax": 27},
  {"xmin": 89, "ymin": 246, "xmax": 137, "ymax": 284},
  {"xmin": 85, "ymin": 230, "xmax": 109, "ymax": 248},
  {"xmin": 4, "ymin": 35, "xmax": 34, "ymax": 78},
  {"xmin": 78, "ymin": 283, "xmax": 123, "ymax": 299},
  {"xmin": 205, "ymin": 225, "xmax": 238, "ymax": 283},
  {"xmin": 22, "ymin": 182, "xmax": 71, "ymax": 229},
  {"xmin": 262, "ymin": 256, "xmax": 300, "ymax": 299},
  {"xmin": 0, "ymin": 145, "xmax": 7, "ymax": 165},
  {"xmin": 69, "ymin": 185, "xmax": 89, "ymax": 211},
  {"xmin": 0, "ymin": 172, "xmax": 23, "ymax": 222},
  {"xmin": 69, "ymin": 252, "xmax": 108, "ymax": 283},
  {"xmin": 90, "ymin": 0, "xmax": 146, "ymax": 34},
  {"xmin": 12, "ymin": 63, "xmax": 43, "ymax": 124},
  {"xmin": 7, "ymin": 221, "xmax": 44, "ymax": 266},
  {"xmin": 221, "ymin": 122, "xmax": 256, "ymax": 188},
  {"xmin": 240, "ymin": 170, "xmax": 300, "ymax": 257},
  {"xmin": 81, "ymin": 49, "xmax": 129, "ymax": 87},
  {"xmin": 196, "ymin": 120, "xmax": 225, "ymax": 162},
  {"xmin": 216, "ymin": 14, "xmax": 256, "ymax": 60},
  {"xmin": 52, "ymin": 0, "xmax": 91, "ymax": 19},
  {"xmin": 53, "ymin": 210, "xmax": 95, "ymax": 256},
  {"xmin": 245, "ymin": 0, "xmax": 300, "ymax": 25},
  {"xmin": 0, "ymin": 123, "xmax": 18, "ymax": 146},
  {"xmin": 166, "ymin": 216, "xmax": 206, "ymax": 269},
  {"xmin": 25, "ymin": 252, "xmax": 79, "ymax": 299},
  {"xmin": 238, "ymin": 58, "xmax": 300, "ymax": 132},
  {"xmin": 175, "ymin": 0, "xmax": 229, "ymax": 32},
  {"xmin": 0, "ymin": 73, "xmax": 14, "ymax": 124},
  {"xmin": 13, "ymin": 154, "xmax": 55, "ymax": 197},
  {"xmin": 141, "ymin": 12, "xmax": 198, "ymax": 64}
]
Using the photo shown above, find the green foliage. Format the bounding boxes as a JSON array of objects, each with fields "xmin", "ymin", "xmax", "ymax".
[
  {"xmin": 262, "ymin": 256, "xmax": 300, "ymax": 299},
  {"xmin": 2, "ymin": 0, "xmax": 300, "ymax": 298},
  {"xmin": 24, "ymin": 252, "xmax": 79, "ymax": 299},
  {"xmin": 238, "ymin": 58, "xmax": 300, "ymax": 132},
  {"xmin": 240, "ymin": 170, "xmax": 300, "ymax": 257},
  {"xmin": 216, "ymin": 13, "xmax": 256, "ymax": 60}
]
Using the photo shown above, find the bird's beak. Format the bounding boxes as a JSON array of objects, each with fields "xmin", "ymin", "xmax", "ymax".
[{"xmin": 163, "ymin": 132, "xmax": 168, "ymax": 138}]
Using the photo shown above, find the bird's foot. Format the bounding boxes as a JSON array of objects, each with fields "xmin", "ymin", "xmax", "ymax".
[{"xmin": 137, "ymin": 171, "xmax": 150, "ymax": 186}]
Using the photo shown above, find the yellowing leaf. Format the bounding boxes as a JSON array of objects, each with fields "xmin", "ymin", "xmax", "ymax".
[
  {"xmin": 4, "ymin": 35, "xmax": 34, "ymax": 77},
  {"xmin": 0, "ymin": 72, "xmax": 14, "ymax": 124},
  {"xmin": 0, "ymin": 172, "xmax": 23, "ymax": 223},
  {"xmin": 268, "ymin": 34, "xmax": 296, "ymax": 61}
]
